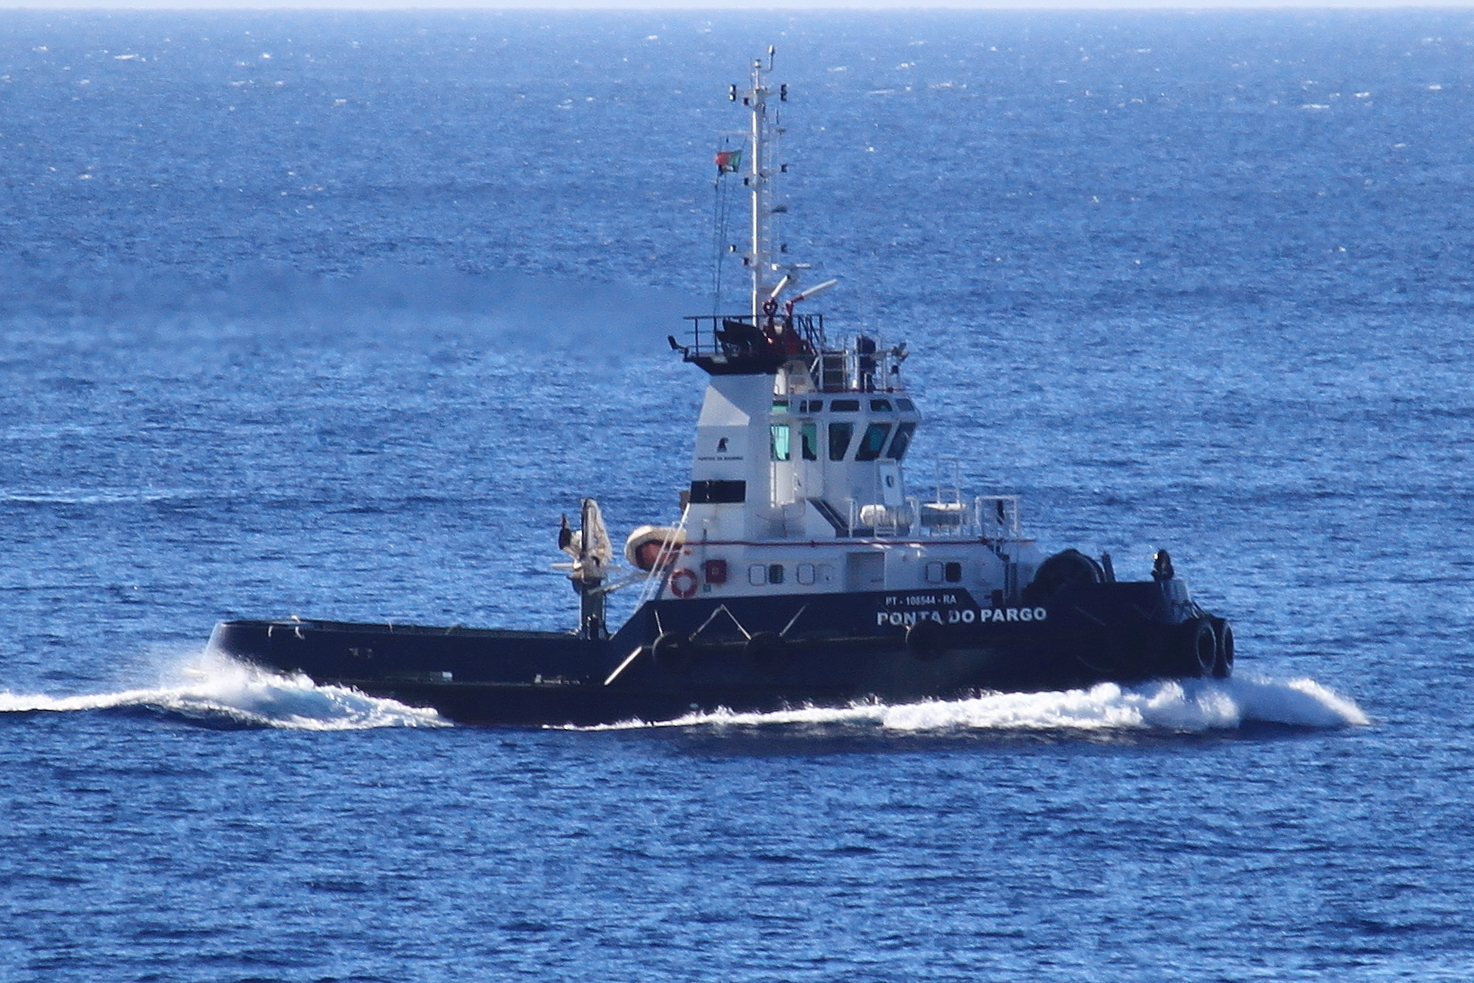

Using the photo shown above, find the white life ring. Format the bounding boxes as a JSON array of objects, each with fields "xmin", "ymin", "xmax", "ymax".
[{"xmin": 668, "ymin": 568, "xmax": 699, "ymax": 599}]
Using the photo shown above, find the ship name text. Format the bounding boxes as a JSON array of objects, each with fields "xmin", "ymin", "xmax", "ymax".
[{"xmin": 876, "ymin": 606, "xmax": 1048, "ymax": 626}]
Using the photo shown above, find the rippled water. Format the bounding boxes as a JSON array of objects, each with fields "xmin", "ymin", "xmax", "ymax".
[{"xmin": 3, "ymin": 10, "xmax": 1472, "ymax": 981}]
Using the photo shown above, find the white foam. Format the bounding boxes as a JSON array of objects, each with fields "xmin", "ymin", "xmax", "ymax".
[
  {"xmin": 2, "ymin": 663, "xmax": 1366, "ymax": 735},
  {"xmin": 0, "ymin": 652, "xmax": 446, "ymax": 730},
  {"xmin": 586, "ymin": 675, "xmax": 1368, "ymax": 734}
]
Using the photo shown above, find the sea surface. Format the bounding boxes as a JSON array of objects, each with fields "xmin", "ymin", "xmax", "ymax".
[{"xmin": 2, "ymin": 9, "xmax": 1471, "ymax": 981}]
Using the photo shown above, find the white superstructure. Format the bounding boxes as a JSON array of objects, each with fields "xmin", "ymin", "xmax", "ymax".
[{"xmin": 637, "ymin": 50, "xmax": 1044, "ymax": 608}]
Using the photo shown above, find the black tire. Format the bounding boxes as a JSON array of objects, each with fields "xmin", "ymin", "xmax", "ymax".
[
  {"xmin": 651, "ymin": 632, "xmax": 696, "ymax": 673},
  {"xmin": 1209, "ymin": 618, "xmax": 1234, "ymax": 679},
  {"xmin": 905, "ymin": 619, "xmax": 947, "ymax": 662},
  {"xmin": 1175, "ymin": 618, "xmax": 1218, "ymax": 678},
  {"xmin": 745, "ymin": 631, "xmax": 788, "ymax": 672}
]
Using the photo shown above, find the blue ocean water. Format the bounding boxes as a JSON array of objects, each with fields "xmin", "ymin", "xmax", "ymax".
[{"xmin": 1, "ymin": 9, "xmax": 1471, "ymax": 981}]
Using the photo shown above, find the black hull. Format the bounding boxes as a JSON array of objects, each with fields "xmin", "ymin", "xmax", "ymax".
[{"xmin": 207, "ymin": 581, "xmax": 1231, "ymax": 727}]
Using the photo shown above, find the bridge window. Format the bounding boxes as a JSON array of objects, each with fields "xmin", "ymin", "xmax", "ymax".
[
  {"xmin": 896, "ymin": 398, "xmax": 916, "ymax": 412},
  {"xmin": 869, "ymin": 399, "xmax": 892, "ymax": 412},
  {"xmin": 830, "ymin": 399, "xmax": 860, "ymax": 412},
  {"xmin": 855, "ymin": 423, "xmax": 892, "ymax": 462},
  {"xmin": 886, "ymin": 422, "xmax": 917, "ymax": 460},
  {"xmin": 800, "ymin": 422, "xmax": 818, "ymax": 461},
  {"xmin": 828, "ymin": 422, "xmax": 854, "ymax": 461},
  {"xmin": 770, "ymin": 424, "xmax": 791, "ymax": 461}
]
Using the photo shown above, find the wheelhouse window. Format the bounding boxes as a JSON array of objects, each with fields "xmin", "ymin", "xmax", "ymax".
[
  {"xmin": 885, "ymin": 422, "xmax": 917, "ymax": 460},
  {"xmin": 800, "ymin": 422, "xmax": 819, "ymax": 461},
  {"xmin": 869, "ymin": 399, "xmax": 893, "ymax": 412},
  {"xmin": 770, "ymin": 423, "xmax": 791, "ymax": 462},
  {"xmin": 855, "ymin": 423, "xmax": 892, "ymax": 462},
  {"xmin": 830, "ymin": 399, "xmax": 860, "ymax": 412},
  {"xmin": 896, "ymin": 398, "xmax": 916, "ymax": 412},
  {"xmin": 828, "ymin": 422, "xmax": 854, "ymax": 461}
]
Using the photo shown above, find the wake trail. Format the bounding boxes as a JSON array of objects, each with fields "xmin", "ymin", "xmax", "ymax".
[
  {"xmin": 582, "ymin": 676, "xmax": 1369, "ymax": 734},
  {"xmin": 0, "ymin": 652, "xmax": 445, "ymax": 730},
  {"xmin": 3, "ymin": 661, "xmax": 1366, "ymax": 736}
]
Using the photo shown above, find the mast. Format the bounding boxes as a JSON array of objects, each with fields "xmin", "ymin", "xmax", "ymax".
[
  {"xmin": 676, "ymin": 48, "xmax": 816, "ymax": 378},
  {"xmin": 738, "ymin": 47, "xmax": 784, "ymax": 320}
]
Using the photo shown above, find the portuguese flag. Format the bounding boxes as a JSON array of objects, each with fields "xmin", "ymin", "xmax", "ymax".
[{"xmin": 715, "ymin": 150, "xmax": 742, "ymax": 173}]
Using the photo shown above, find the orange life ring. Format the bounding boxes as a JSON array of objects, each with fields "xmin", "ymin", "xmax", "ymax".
[{"xmin": 668, "ymin": 568, "xmax": 699, "ymax": 599}]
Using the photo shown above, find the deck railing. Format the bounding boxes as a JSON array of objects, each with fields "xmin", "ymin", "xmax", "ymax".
[
  {"xmin": 842, "ymin": 494, "xmax": 1023, "ymax": 540},
  {"xmin": 672, "ymin": 314, "xmax": 909, "ymax": 393}
]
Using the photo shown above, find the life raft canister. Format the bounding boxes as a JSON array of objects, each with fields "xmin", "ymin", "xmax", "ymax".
[
  {"xmin": 624, "ymin": 525, "xmax": 687, "ymax": 571},
  {"xmin": 668, "ymin": 568, "xmax": 699, "ymax": 598}
]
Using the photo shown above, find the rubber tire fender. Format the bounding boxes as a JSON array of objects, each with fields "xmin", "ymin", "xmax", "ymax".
[
  {"xmin": 1209, "ymin": 618, "xmax": 1234, "ymax": 679},
  {"xmin": 651, "ymin": 632, "xmax": 696, "ymax": 673},
  {"xmin": 745, "ymin": 631, "xmax": 788, "ymax": 672},
  {"xmin": 905, "ymin": 618, "xmax": 947, "ymax": 662},
  {"xmin": 1177, "ymin": 618, "xmax": 1218, "ymax": 678}
]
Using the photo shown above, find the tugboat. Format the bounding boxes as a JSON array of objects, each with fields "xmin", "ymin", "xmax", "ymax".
[{"xmin": 208, "ymin": 50, "xmax": 1233, "ymax": 727}]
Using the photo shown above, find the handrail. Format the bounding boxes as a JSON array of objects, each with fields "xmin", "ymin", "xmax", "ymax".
[{"xmin": 676, "ymin": 312, "xmax": 826, "ymax": 359}]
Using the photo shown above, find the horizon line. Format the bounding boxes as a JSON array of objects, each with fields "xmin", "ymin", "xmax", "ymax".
[{"xmin": 3, "ymin": 1, "xmax": 1473, "ymax": 10}]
